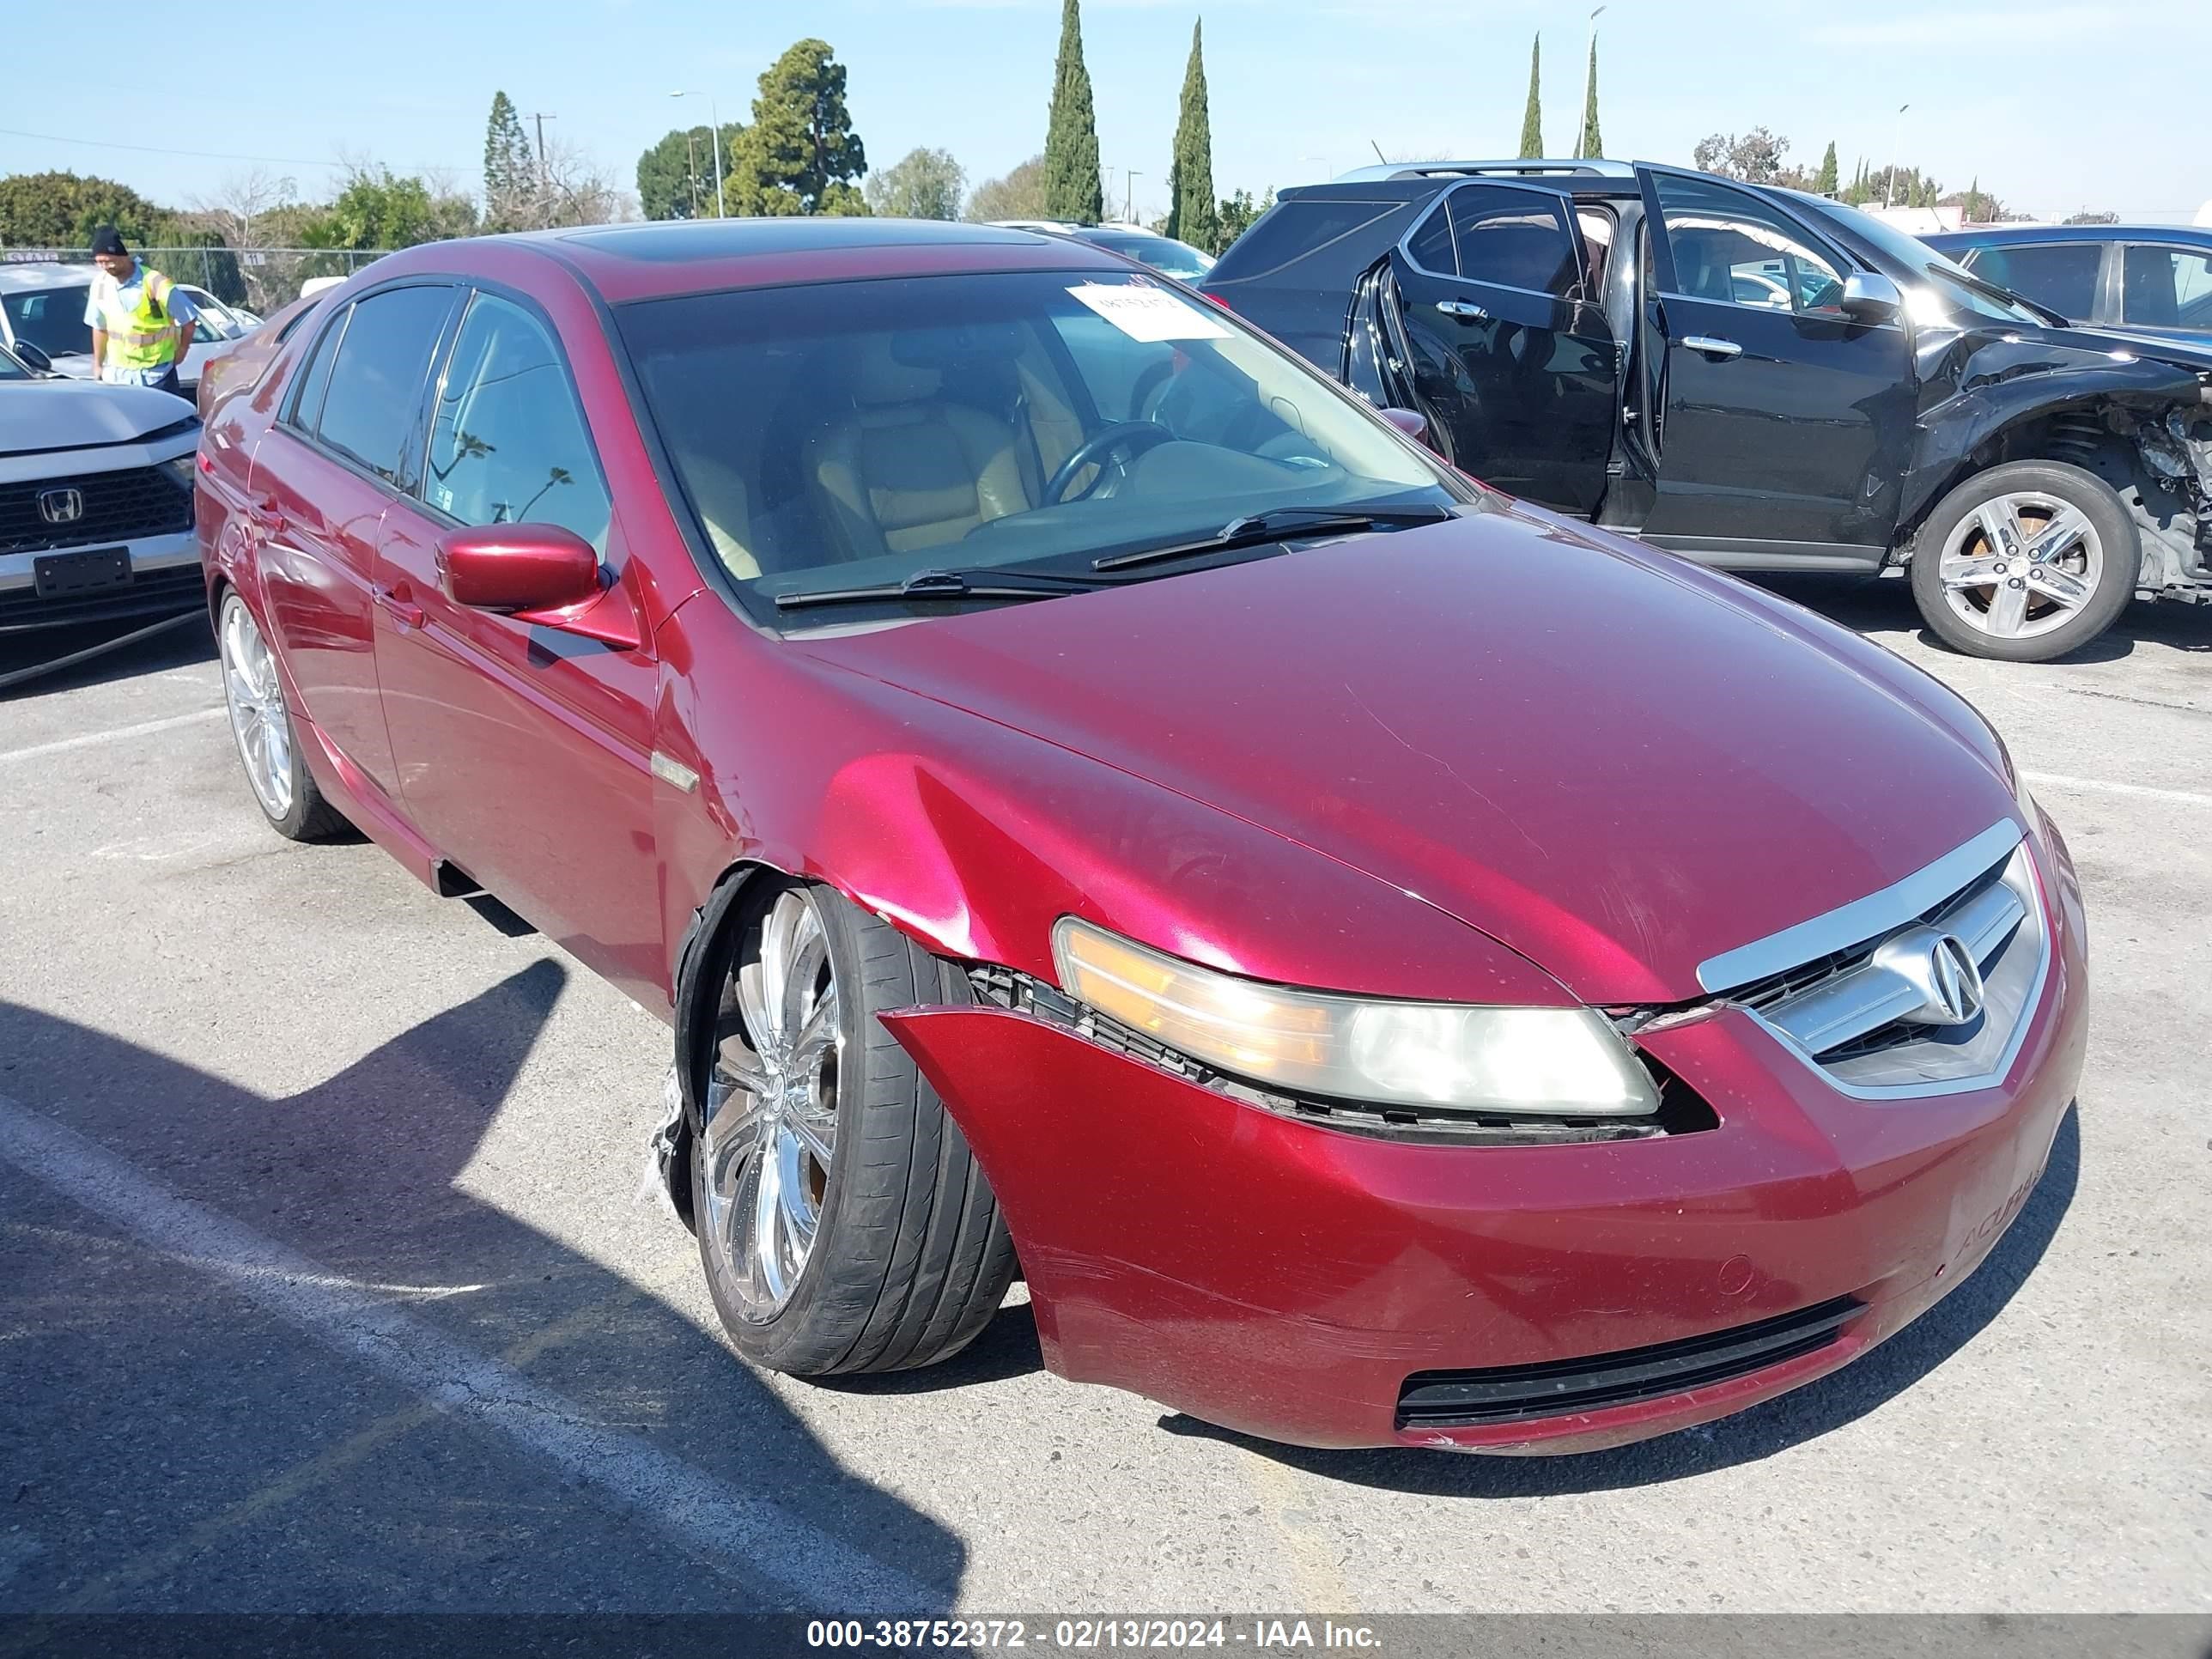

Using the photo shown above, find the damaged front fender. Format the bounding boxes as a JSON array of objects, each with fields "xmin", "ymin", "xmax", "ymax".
[{"xmin": 1905, "ymin": 331, "xmax": 2212, "ymax": 591}]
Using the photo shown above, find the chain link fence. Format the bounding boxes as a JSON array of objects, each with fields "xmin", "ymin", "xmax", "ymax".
[{"xmin": 1, "ymin": 247, "xmax": 395, "ymax": 317}]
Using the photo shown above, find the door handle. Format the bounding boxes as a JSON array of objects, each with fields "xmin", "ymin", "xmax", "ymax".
[
  {"xmin": 1682, "ymin": 335, "xmax": 1743, "ymax": 359},
  {"xmin": 376, "ymin": 585, "xmax": 426, "ymax": 630},
  {"xmin": 246, "ymin": 491, "xmax": 284, "ymax": 530},
  {"xmin": 1435, "ymin": 300, "xmax": 1490, "ymax": 320}
]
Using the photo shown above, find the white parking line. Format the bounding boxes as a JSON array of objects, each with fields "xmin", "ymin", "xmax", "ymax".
[
  {"xmin": 0, "ymin": 1093, "xmax": 938, "ymax": 1612},
  {"xmin": 0, "ymin": 708, "xmax": 224, "ymax": 767},
  {"xmin": 2024, "ymin": 770, "xmax": 2212, "ymax": 810}
]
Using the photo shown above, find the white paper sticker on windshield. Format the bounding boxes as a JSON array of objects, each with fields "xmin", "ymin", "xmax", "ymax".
[{"xmin": 1066, "ymin": 282, "xmax": 1232, "ymax": 343}]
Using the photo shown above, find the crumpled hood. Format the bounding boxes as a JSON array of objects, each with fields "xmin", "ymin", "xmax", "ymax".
[
  {"xmin": 799, "ymin": 508, "xmax": 2019, "ymax": 1004},
  {"xmin": 0, "ymin": 379, "xmax": 195, "ymax": 454}
]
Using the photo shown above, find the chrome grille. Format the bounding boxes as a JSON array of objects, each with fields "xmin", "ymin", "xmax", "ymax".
[{"xmin": 1700, "ymin": 823, "xmax": 2050, "ymax": 1098}]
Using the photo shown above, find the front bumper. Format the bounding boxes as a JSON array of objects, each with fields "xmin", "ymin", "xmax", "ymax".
[
  {"xmin": 882, "ymin": 832, "xmax": 2089, "ymax": 1453},
  {"xmin": 0, "ymin": 529, "xmax": 204, "ymax": 633}
]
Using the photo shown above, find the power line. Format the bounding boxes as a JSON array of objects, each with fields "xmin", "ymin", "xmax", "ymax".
[{"xmin": 0, "ymin": 124, "xmax": 446, "ymax": 174}]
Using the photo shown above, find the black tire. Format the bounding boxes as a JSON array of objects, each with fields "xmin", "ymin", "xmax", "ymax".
[
  {"xmin": 216, "ymin": 591, "xmax": 350, "ymax": 842},
  {"xmin": 692, "ymin": 879, "xmax": 1018, "ymax": 1376},
  {"xmin": 1909, "ymin": 460, "xmax": 2139, "ymax": 662}
]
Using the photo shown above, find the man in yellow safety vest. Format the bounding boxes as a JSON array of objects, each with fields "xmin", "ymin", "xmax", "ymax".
[{"xmin": 83, "ymin": 226, "xmax": 198, "ymax": 399}]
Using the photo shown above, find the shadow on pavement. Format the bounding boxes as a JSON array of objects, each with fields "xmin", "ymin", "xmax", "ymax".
[
  {"xmin": 0, "ymin": 611, "xmax": 216, "ymax": 700},
  {"xmin": 1750, "ymin": 573, "xmax": 2211, "ymax": 660},
  {"xmin": 0, "ymin": 964, "xmax": 961, "ymax": 1613},
  {"xmin": 1166, "ymin": 1106, "xmax": 2081, "ymax": 1497}
]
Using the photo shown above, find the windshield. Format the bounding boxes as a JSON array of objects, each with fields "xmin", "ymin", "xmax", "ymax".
[
  {"xmin": 1792, "ymin": 197, "xmax": 2053, "ymax": 326},
  {"xmin": 618, "ymin": 269, "xmax": 1462, "ymax": 621},
  {"xmin": 2, "ymin": 286, "xmax": 94, "ymax": 358},
  {"xmin": 1083, "ymin": 233, "xmax": 1215, "ymax": 280}
]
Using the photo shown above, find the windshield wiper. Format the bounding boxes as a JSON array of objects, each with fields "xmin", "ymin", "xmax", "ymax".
[
  {"xmin": 774, "ymin": 566, "xmax": 1116, "ymax": 611},
  {"xmin": 1091, "ymin": 502, "xmax": 1453, "ymax": 573}
]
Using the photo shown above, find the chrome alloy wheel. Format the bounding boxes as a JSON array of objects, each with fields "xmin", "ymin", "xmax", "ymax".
[
  {"xmin": 702, "ymin": 888, "xmax": 842, "ymax": 1317},
  {"xmin": 1936, "ymin": 490, "xmax": 2103, "ymax": 644},
  {"xmin": 219, "ymin": 596, "xmax": 295, "ymax": 819}
]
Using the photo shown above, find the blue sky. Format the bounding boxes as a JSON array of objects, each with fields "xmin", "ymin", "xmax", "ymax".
[{"xmin": 5, "ymin": 0, "xmax": 2206, "ymax": 227}]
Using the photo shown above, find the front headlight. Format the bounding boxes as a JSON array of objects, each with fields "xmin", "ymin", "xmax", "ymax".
[{"xmin": 1050, "ymin": 918, "xmax": 1660, "ymax": 1118}]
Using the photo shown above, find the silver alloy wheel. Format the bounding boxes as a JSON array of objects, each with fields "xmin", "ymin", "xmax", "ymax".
[
  {"xmin": 1936, "ymin": 490, "xmax": 2103, "ymax": 643},
  {"xmin": 219, "ymin": 596, "xmax": 295, "ymax": 819},
  {"xmin": 701, "ymin": 888, "xmax": 842, "ymax": 1318}
]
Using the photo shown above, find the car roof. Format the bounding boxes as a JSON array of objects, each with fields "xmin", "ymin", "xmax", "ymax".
[
  {"xmin": 520, "ymin": 216, "xmax": 1134, "ymax": 304},
  {"xmin": 1924, "ymin": 223, "xmax": 2212, "ymax": 246},
  {"xmin": 0, "ymin": 262, "xmax": 93, "ymax": 292}
]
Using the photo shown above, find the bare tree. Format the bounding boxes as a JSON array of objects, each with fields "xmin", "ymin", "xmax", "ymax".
[
  {"xmin": 520, "ymin": 134, "xmax": 636, "ymax": 229},
  {"xmin": 192, "ymin": 168, "xmax": 299, "ymax": 251}
]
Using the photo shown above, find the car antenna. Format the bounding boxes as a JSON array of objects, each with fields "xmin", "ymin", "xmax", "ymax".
[{"xmin": 1370, "ymin": 139, "xmax": 1388, "ymax": 164}]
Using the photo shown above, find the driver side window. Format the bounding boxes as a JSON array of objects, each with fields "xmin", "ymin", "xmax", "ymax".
[
  {"xmin": 1650, "ymin": 173, "xmax": 1847, "ymax": 316},
  {"xmin": 423, "ymin": 292, "xmax": 611, "ymax": 555}
]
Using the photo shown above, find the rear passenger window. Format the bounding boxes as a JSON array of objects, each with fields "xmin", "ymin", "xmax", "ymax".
[
  {"xmin": 1443, "ymin": 185, "xmax": 1579, "ymax": 296},
  {"xmin": 287, "ymin": 303, "xmax": 350, "ymax": 434},
  {"xmin": 1965, "ymin": 243, "xmax": 2100, "ymax": 319},
  {"xmin": 314, "ymin": 284, "xmax": 455, "ymax": 484},
  {"xmin": 423, "ymin": 292, "xmax": 611, "ymax": 553}
]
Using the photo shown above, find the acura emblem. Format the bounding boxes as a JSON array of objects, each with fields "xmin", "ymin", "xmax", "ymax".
[
  {"xmin": 37, "ymin": 487, "xmax": 84, "ymax": 526},
  {"xmin": 1874, "ymin": 925, "xmax": 1987, "ymax": 1027}
]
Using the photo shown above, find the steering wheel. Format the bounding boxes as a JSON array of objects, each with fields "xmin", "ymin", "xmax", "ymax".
[{"xmin": 1042, "ymin": 421, "xmax": 1174, "ymax": 505}]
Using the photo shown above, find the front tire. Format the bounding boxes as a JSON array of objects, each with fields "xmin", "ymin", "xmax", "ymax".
[
  {"xmin": 217, "ymin": 592, "xmax": 349, "ymax": 841},
  {"xmin": 692, "ymin": 881, "xmax": 1018, "ymax": 1376},
  {"xmin": 1909, "ymin": 460, "xmax": 2139, "ymax": 661}
]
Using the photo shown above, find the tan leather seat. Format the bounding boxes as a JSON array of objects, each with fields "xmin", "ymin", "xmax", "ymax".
[{"xmin": 811, "ymin": 337, "xmax": 1033, "ymax": 558}]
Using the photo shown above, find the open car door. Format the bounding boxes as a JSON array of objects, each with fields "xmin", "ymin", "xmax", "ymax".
[
  {"xmin": 1632, "ymin": 161, "xmax": 1912, "ymax": 563},
  {"xmin": 1385, "ymin": 179, "xmax": 1620, "ymax": 516}
]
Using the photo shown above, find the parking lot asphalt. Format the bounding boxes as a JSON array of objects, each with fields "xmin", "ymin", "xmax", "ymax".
[{"xmin": 0, "ymin": 577, "xmax": 2206, "ymax": 1618}]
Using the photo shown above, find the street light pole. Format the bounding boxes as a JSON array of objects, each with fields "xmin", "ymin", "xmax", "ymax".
[
  {"xmin": 1125, "ymin": 170, "xmax": 1139, "ymax": 224},
  {"xmin": 1885, "ymin": 102, "xmax": 1910, "ymax": 209},
  {"xmin": 672, "ymin": 90, "xmax": 726, "ymax": 217}
]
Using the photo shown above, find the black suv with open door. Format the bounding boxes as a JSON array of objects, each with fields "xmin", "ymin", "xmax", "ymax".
[{"xmin": 1202, "ymin": 161, "xmax": 2212, "ymax": 661}]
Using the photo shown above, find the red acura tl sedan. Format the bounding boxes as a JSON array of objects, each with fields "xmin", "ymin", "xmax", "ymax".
[{"xmin": 194, "ymin": 219, "xmax": 2087, "ymax": 1453}]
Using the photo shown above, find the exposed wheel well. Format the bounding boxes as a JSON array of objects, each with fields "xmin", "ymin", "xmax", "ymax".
[{"xmin": 1907, "ymin": 399, "xmax": 2204, "ymax": 592}]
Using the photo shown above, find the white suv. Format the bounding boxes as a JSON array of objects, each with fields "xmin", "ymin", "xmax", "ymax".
[{"xmin": 0, "ymin": 343, "xmax": 204, "ymax": 632}]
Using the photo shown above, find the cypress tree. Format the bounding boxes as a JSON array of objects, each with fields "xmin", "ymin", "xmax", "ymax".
[
  {"xmin": 1576, "ymin": 37, "xmax": 1601, "ymax": 159},
  {"xmin": 1517, "ymin": 36, "xmax": 1543, "ymax": 160},
  {"xmin": 1815, "ymin": 141, "xmax": 1839, "ymax": 196},
  {"xmin": 1043, "ymin": 0, "xmax": 1104, "ymax": 224},
  {"xmin": 1166, "ymin": 20, "xmax": 1217, "ymax": 250}
]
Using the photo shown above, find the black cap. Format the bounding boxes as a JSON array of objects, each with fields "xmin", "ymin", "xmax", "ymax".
[{"xmin": 89, "ymin": 226, "xmax": 129, "ymax": 258}]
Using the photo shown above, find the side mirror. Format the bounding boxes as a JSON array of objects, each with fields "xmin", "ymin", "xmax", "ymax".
[
  {"xmin": 14, "ymin": 341, "xmax": 52, "ymax": 374},
  {"xmin": 1838, "ymin": 271, "xmax": 1904, "ymax": 323},
  {"xmin": 435, "ymin": 523, "xmax": 641, "ymax": 648},
  {"xmin": 1379, "ymin": 406, "xmax": 1430, "ymax": 443}
]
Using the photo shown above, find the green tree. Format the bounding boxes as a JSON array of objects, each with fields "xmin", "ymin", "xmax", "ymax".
[
  {"xmin": 864, "ymin": 147, "xmax": 966, "ymax": 219},
  {"xmin": 734, "ymin": 39, "xmax": 868, "ymax": 216},
  {"xmin": 1814, "ymin": 141, "xmax": 1839, "ymax": 196},
  {"xmin": 965, "ymin": 155, "xmax": 1048, "ymax": 222},
  {"xmin": 1213, "ymin": 186, "xmax": 1273, "ymax": 254},
  {"xmin": 1576, "ymin": 36, "xmax": 1601, "ymax": 158},
  {"xmin": 636, "ymin": 125, "xmax": 742, "ymax": 220},
  {"xmin": 301, "ymin": 166, "xmax": 477, "ymax": 250},
  {"xmin": 483, "ymin": 92, "xmax": 534, "ymax": 228},
  {"xmin": 1517, "ymin": 35, "xmax": 1543, "ymax": 159},
  {"xmin": 0, "ymin": 171, "xmax": 173, "ymax": 247},
  {"xmin": 1043, "ymin": 0, "xmax": 1104, "ymax": 223},
  {"xmin": 1164, "ymin": 20, "xmax": 1218, "ymax": 252}
]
